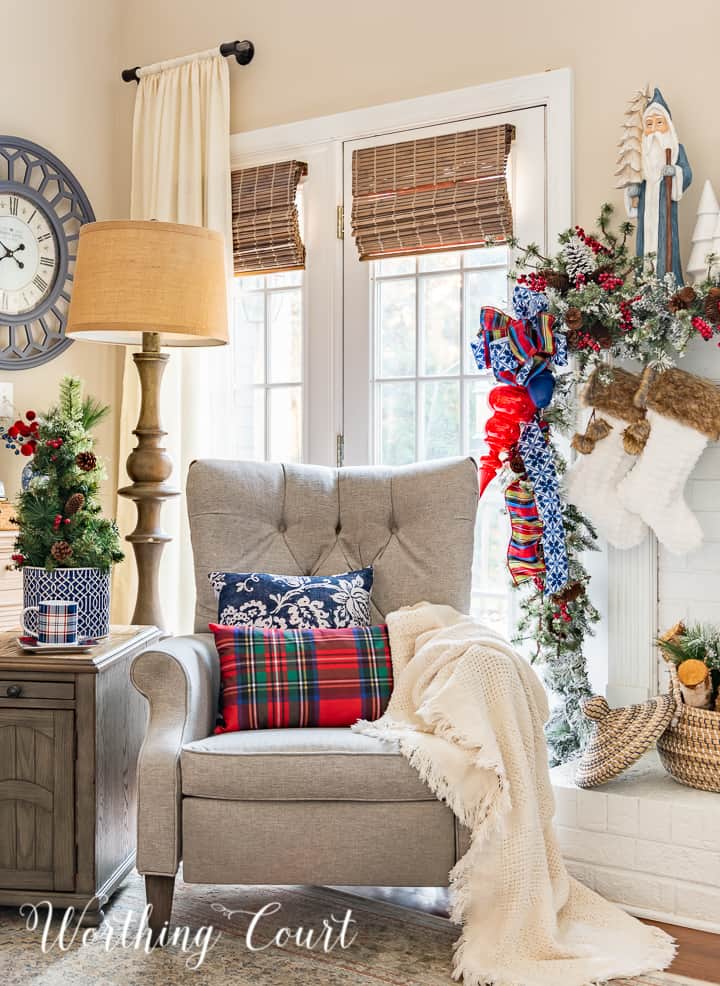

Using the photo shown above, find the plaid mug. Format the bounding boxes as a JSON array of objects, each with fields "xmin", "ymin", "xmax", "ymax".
[{"xmin": 22, "ymin": 599, "xmax": 79, "ymax": 645}]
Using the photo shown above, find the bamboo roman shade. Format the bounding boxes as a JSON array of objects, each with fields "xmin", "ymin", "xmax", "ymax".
[
  {"xmin": 351, "ymin": 125, "xmax": 514, "ymax": 261},
  {"xmin": 231, "ymin": 160, "xmax": 307, "ymax": 275}
]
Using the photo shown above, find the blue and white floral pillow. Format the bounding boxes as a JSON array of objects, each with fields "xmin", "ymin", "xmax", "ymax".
[{"xmin": 209, "ymin": 568, "xmax": 373, "ymax": 629}]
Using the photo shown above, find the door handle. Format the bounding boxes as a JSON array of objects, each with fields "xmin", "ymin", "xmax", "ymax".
[{"xmin": 6, "ymin": 684, "xmax": 22, "ymax": 698}]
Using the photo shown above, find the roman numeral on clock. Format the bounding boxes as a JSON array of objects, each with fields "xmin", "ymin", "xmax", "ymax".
[
  {"xmin": 39, "ymin": 256, "xmax": 54, "ymax": 267},
  {"xmin": 8, "ymin": 197, "xmax": 18, "ymax": 216},
  {"xmin": 33, "ymin": 274, "xmax": 47, "ymax": 293},
  {"xmin": 38, "ymin": 233, "xmax": 52, "ymax": 242}
]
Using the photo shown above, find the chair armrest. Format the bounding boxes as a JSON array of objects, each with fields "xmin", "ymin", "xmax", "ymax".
[{"xmin": 131, "ymin": 633, "xmax": 219, "ymax": 876}]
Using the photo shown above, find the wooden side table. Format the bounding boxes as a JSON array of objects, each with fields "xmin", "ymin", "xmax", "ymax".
[{"xmin": 0, "ymin": 625, "xmax": 160, "ymax": 923}]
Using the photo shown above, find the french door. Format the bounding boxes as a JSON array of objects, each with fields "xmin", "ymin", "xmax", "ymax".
[{"xmin": 341, "ymin": 106, "xmax": 547, "ymax": 632}]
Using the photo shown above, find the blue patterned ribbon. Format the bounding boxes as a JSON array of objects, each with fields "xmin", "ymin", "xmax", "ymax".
[{"xmin": 518, "ymin": 420, "xmax": 569, "ymax": 595}]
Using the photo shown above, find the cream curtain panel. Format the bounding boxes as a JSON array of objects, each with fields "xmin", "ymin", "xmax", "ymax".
[{"xmin": 112, "ymin": 53, "xmax": 237, "ymax": 634}]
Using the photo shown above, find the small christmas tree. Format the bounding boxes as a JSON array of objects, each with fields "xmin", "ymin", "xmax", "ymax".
[
  {"xmin": 11, "ymin": 376, "xmax": 124, "ymax": 572},
  {"xmin": 614, "ymin": 85, "xmax": 650, "ymax": 207},
  {"xmin": 687, "ymin": 179, "xmax": 720, "ymax": 283}
]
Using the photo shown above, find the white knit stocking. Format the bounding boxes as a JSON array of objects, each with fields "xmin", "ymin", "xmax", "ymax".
[
  {"xmin": 565, "ymin": 413, "xmax": 648, "ymax": 549},
  {"xmin": 617, "ymin": 409, "xmax": 706, "ymax": 555}
]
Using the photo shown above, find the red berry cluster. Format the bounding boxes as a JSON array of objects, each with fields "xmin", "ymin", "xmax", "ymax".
[
  {"xmin": 516, "ymin": 272, "xmax": 548, "ymax": 293},
  {"xmin": 691, "ymin": 316, "xmax": 715, "ymax": 342},
  {"xmin": 52, "ymin": 513, "xmax": 71, "ymax": 531},
  {"xmin": 574, "ymin": 273, "xmax": 587, "ymax": 288},
  {"xmin": 7, "ymin": 411, "xmax": 40, "ymax": 457},
  {"xmin": 597, "ymin": 272, "xmax": 624, "ymax": 292},
  {"xmin": 553, "ymin": 600, "xmax": 572, "ymax": 623},
  {"xmin": 45, "ymin": 437, "xmax": 63, "ymax": 449},
  {"xmin": 573, "ymin": 225, "xmax": 611, "ymax": 257},
  {"xmin": 619, "ymin": 296, "xmax": 640, "ymax": 333},
  {"xmin": 575, "ymin": 331, "xmax": 602, "ymax": 353},
  {"xmin": 11, "ymin": 552, "xmax": 24, "ymax": 567}
]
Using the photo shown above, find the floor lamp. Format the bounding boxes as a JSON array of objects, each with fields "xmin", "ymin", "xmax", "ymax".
[{"xmin": 66, "ymin": 220, "xmax": 228, "ymax": 631}]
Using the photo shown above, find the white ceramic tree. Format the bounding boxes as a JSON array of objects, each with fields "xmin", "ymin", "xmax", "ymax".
[
  {"xmin": 615, "ymin": 85, "xmax": 651, "ymax": 217},
  {"xmin": 688, "ymin": 179, "xmax": 720, "ymax": 282}
]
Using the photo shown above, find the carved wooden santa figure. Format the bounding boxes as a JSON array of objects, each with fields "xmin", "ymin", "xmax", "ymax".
[{"xmin": 624, "ymin": 88, "xmax": 692, "ymax": 283}]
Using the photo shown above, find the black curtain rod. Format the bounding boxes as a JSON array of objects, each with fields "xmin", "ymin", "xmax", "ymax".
[{"xmin": 121, "ymin": 40, "xmax": 255, "ymax": 83}]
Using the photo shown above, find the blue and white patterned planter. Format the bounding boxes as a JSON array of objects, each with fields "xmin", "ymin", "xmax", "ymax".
[{"xmin": 23, "ymin": 566, "xmax": 110, "ymax": 640}]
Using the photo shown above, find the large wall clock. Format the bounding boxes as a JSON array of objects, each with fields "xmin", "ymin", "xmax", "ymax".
[{"xmin": 0, "ymin": 137, "xmax": 94, "ymax": 369}]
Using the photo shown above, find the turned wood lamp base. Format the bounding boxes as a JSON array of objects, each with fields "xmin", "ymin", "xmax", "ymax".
[{"xmin": 118, "ymin": 331, "xmax": 179, "ymax": 632}]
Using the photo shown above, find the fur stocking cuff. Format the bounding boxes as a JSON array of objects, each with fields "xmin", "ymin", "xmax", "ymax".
[
  {"xmin": 647, "ymin": 368, "xmax": 720, "ymax": 440},
  {"xmin": 583, "ymin": 368, "xmax": 646, "ymax": 424}
]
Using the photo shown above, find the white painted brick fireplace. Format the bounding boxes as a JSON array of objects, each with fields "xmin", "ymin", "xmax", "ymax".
[{"xmin": 551, "ymin": 751, "xmax": 720, "ymax": 933}]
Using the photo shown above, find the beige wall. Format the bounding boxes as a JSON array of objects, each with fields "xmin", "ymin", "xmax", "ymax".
[
  {"xmin": 2, "ymin": 0, "xmax": 127, "ymax": 511},
  {"xmin": 9, "ymin": 0, "xmax": 718, "ymax": 520},
  {"xmin": 120, "ymin": 0, "xmax": 719, "ymax": 252}
]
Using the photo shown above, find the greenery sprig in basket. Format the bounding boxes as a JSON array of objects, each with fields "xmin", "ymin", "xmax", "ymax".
[{"xmin": 656, "ymin": 622, "xmax": 720, "ymax": 793}]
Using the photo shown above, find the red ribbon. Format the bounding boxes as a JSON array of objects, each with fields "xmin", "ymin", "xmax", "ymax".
[{"xmin": 479, "ymin": 385, "xmax": 536, "ymax": 496}]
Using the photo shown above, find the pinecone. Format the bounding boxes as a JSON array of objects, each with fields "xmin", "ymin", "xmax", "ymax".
[
  {"xmin": 704, "ymin": 287, "xmax": 720, "ymax": 325},
  {"xmin": 668, "ymin": 285, "xmax": 697, "ymax": 313},
  {"xmin": 65, "ymin": 492, "xmax": 85, "ymax": 515},
  {"xmin": 539, "ymin": 269, "xmax": 570, "ymax": 294},
  {"xmin": 587, "ymin": 321, "xmax": 612, "ymax": 347},
  {"xmin": 563, "ymin": 235, "xmax": 596, "ymax": 280},
  {"xmin": 51, "ymin": 540, "xmax": 73, "ymax": 563},
  {"xmin": 564, "ymin": 306, "xmax": 583, "ymax": 331},
  {"xmin": 75, "ymin": 451, "xmax": 97, "ymax": 472}
]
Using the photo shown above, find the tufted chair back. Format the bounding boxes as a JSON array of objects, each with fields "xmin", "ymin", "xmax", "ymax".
[{"xmin": 187, "ymin": 457, "xmax": 478, "ymax": 631}]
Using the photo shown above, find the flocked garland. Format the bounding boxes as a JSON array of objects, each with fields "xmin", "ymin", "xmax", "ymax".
[{"xmin": 494, "ymin": 204, "xmax": 720, "ymax": 765}]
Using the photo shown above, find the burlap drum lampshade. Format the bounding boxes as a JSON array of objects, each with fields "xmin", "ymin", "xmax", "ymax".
[
  {"xmin": 66, "ymin": 220, "xmax": 228, "ymax": 346},
  {"xmin": 66, "ymin": 219, "xmax": 229, "ymax": 631}
]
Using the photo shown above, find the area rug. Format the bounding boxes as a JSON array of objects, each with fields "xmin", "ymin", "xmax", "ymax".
[{"xmin": 0, "ymin": 871, "xmax": 713, "ymax": 985}]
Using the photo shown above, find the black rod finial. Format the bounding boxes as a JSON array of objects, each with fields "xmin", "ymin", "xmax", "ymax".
[
  {"xmin": 121, "ymin": 66, "xmax": 141, "ymax": 83},
  {"xmin": 219, "ymin": 40, "xmax": 255, "ymax": 65}
]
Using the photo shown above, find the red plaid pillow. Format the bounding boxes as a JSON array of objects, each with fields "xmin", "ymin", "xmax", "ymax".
[{"xmin": 209, "ymin": 623, "xmax": 393, "ymax": 732}]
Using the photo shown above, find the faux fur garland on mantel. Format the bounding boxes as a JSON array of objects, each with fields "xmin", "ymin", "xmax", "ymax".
[{"xmin": 354, "ymin": 602, "xmax": 676, "ymax": 986}]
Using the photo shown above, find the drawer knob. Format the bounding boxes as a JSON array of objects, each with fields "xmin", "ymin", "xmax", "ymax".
[{"xmin": 6, "ymin": 685, "xmax": 21, "ymax": 698}]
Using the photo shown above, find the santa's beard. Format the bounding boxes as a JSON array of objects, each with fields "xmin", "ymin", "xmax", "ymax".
[{"xmin": 642, "ymin": 128, "xmax": 679, "ymax": 185}]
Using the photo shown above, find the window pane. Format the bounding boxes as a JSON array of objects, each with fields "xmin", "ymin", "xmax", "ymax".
[
  {"xmin": 463, "ymin": 245, "xmax": 510, "ymax": 268},
  {"xmin": 269, "ymin": 386, "xmax": 302, "ymax": 462},
  {"xmin": 235, "ymin": 290, "xmax": 265, "ymax": 385},
  {"xmin": 464, "ymin": 268, "xmax": 510, "ymax": 372},
  {"xmin": 267, "ymin": 269, "xmax": 302, "ymax": 288},
  {"xmin": 418, "ymin": 250, "xmax": 463, "ymax": 272},
  {"xmin": 466, "ymin": 377, "xmax": 493, "ymax": 455},
  {"xmin": 377, "ymin": 278, "xmax": 416, "ymax": 377},
  {"xmin": 238, "ymin": 274, "xmax": 266, "ymax": 291},
  {"xmin": 378, "ymin": 381, "xmax": 415, "ymax": 465},
  {"xmin": 253, "ymin": 389, "xmax": 266, "ymax": 460},
  {"xmin": 420, "ymin": 273, "xmax": 461, "ymax": 376},
  {"xmin": 421, "ymin": 380, "xmax": 460, "ymax": 459},
  {"xmin": 376, "ymin": 256, "xmax": 415, "ymax": 276},
  {"xmin": 472, "ymin": 494, "xmax": 512, "ymax": 636},
  {"xmin": 268, "ymin": 289, "xmax": 302, "ymax": 384}
]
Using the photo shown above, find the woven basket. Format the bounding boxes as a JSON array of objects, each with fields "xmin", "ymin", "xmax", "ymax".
[{"xmin": 657, "ymin": 663, "xmax": 720, "ymax": 793}]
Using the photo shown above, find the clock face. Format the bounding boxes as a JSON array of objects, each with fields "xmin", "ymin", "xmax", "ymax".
[
  {"xmin": 0, "ymin": 137, "xmax": 94, "ymax": 370},
  {"xmin": 0, "ymin": 192, "xmax": 58, "ymax": 316}
]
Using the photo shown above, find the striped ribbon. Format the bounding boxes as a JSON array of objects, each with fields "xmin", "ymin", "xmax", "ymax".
[{"xmin": 505, "ymin": 479, "xmax": 545, "ymax": 584}]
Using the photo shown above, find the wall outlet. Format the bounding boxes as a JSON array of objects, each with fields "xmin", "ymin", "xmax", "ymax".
[{"xmin": 0, "ymin": 382, "xmax": 13, "ymax": 421}]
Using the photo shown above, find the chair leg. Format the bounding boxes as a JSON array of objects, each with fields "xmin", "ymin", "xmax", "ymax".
[{"xmin": 145, "ymin": 874, "xmax": 175, "ymax": 944}]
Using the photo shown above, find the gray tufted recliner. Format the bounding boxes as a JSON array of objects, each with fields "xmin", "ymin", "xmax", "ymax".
[{"xmin": 131, "ymin": 456, "xmax": 478, "ymax": 935}]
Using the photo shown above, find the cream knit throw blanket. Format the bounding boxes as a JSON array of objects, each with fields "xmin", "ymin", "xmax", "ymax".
[{"xmin": 353, "ymin": 603, "xmax": 675, "ymax": 986}]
